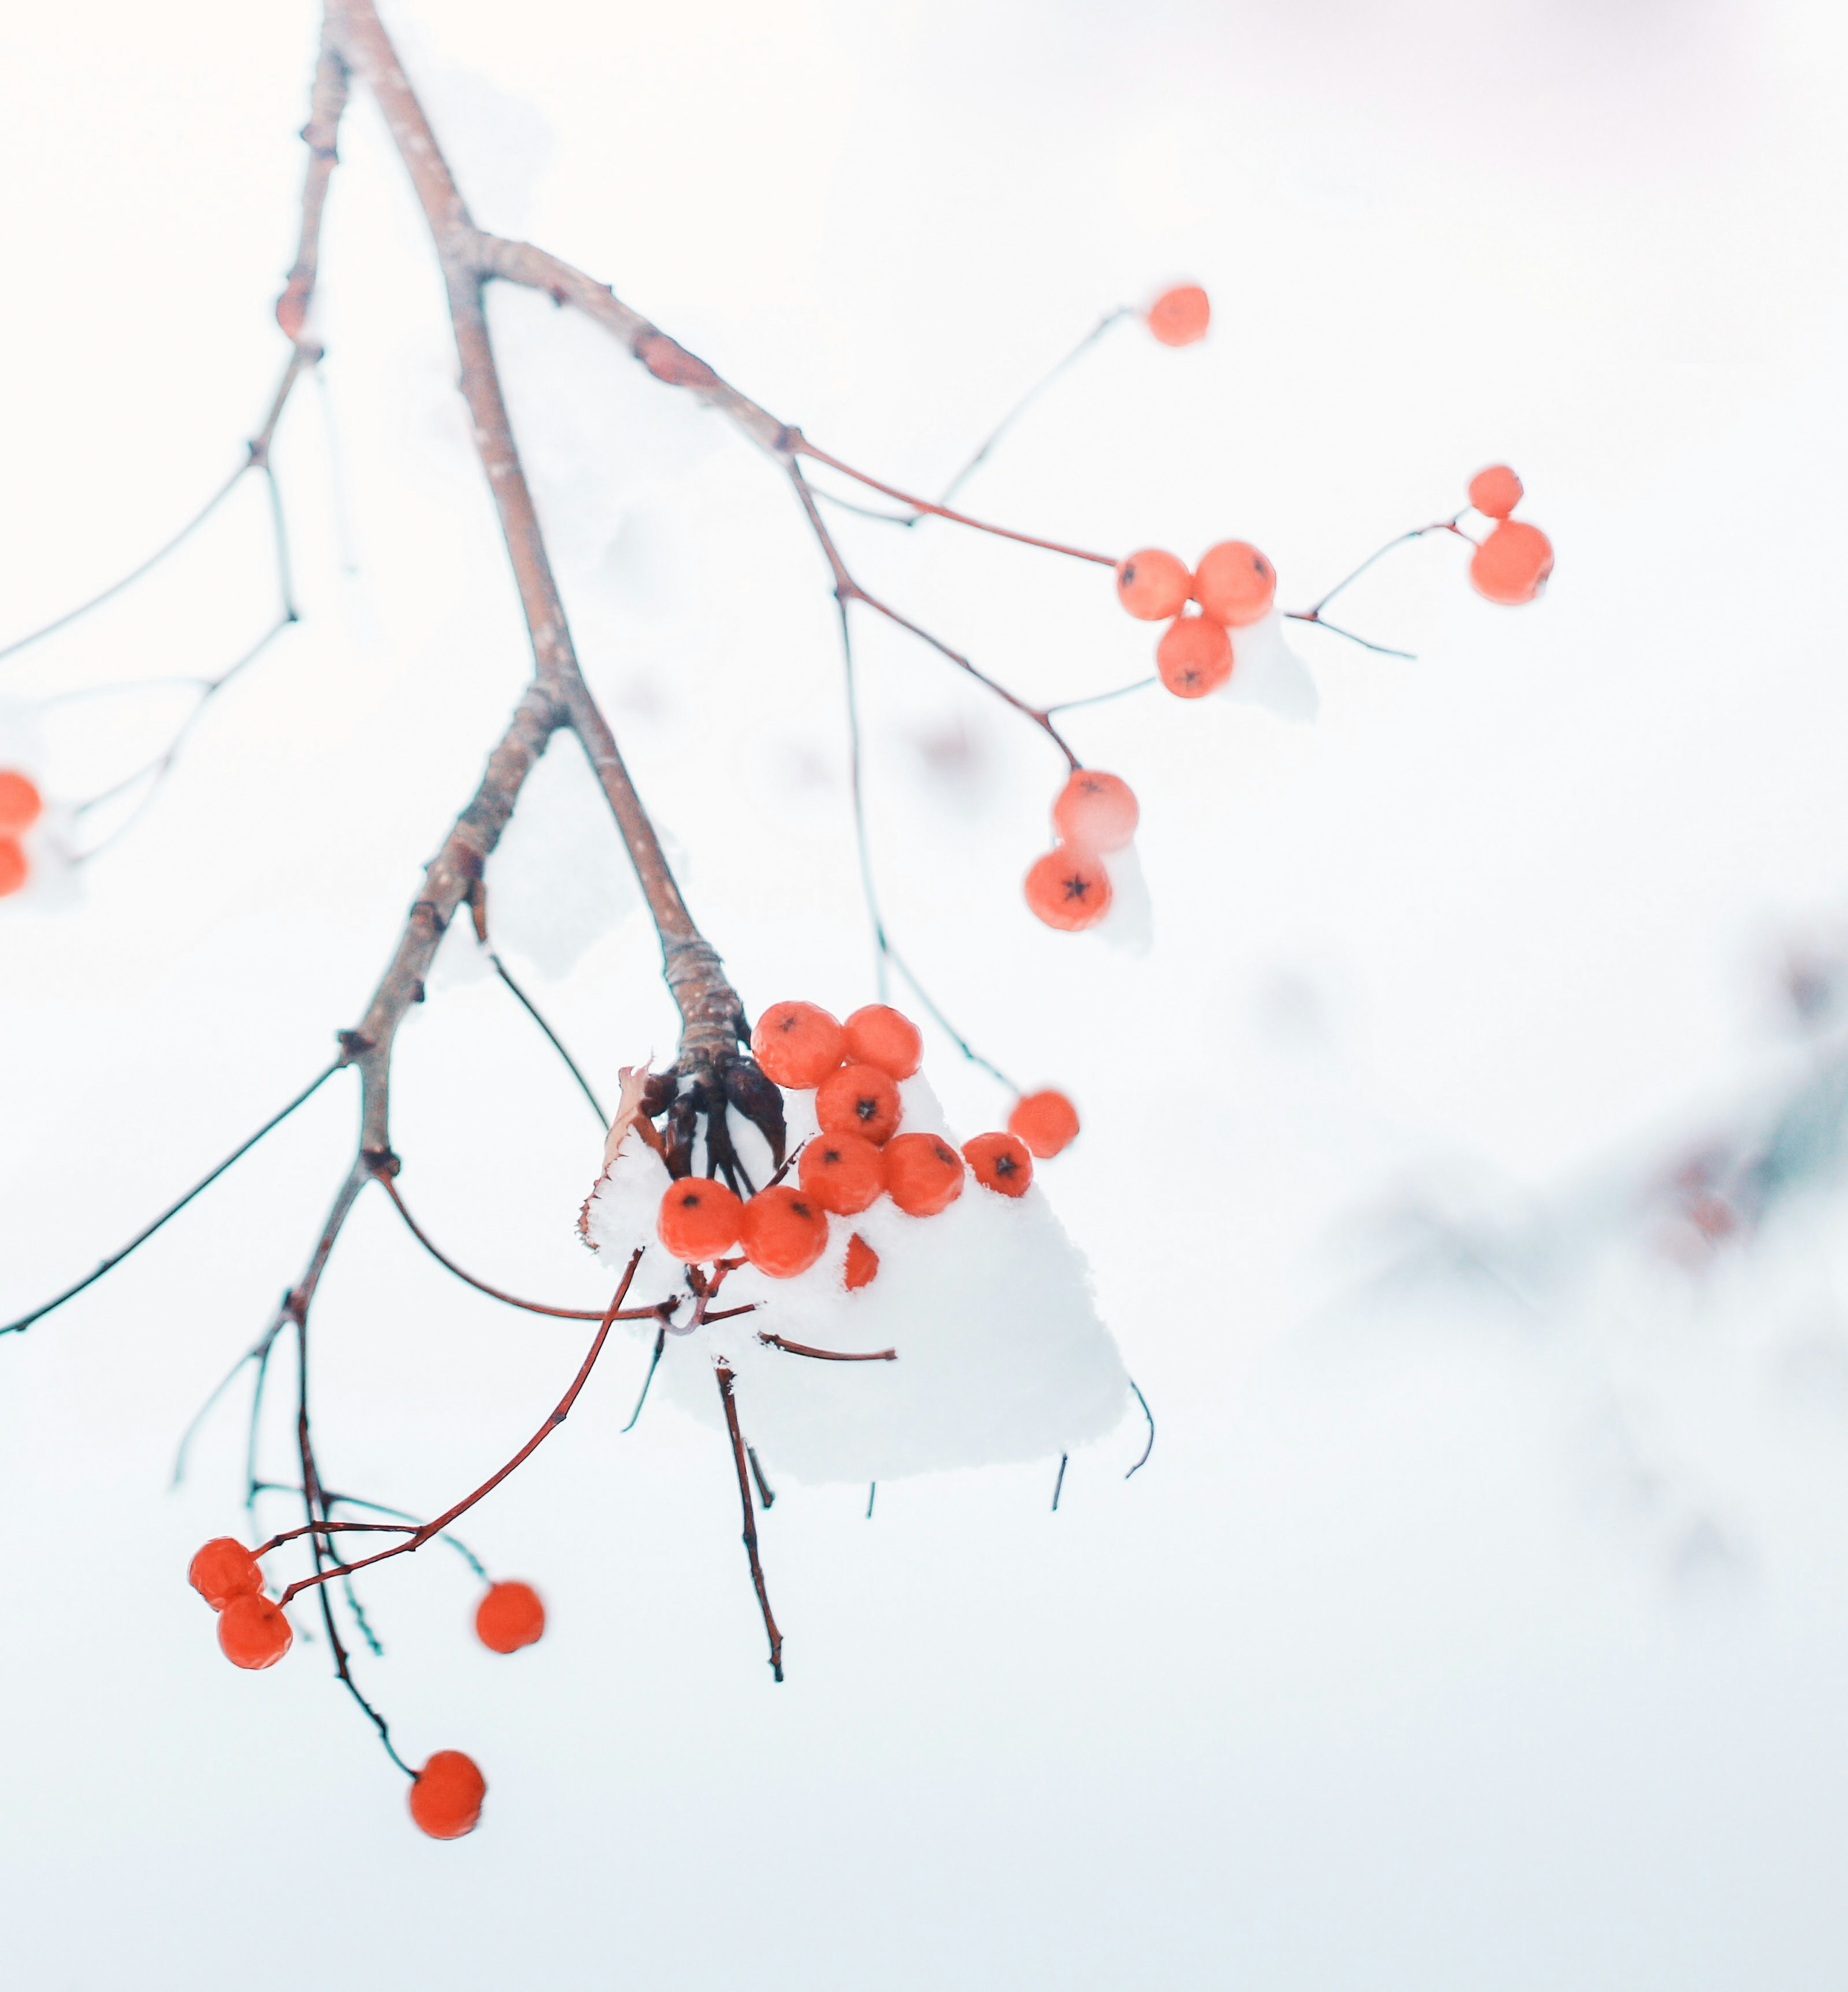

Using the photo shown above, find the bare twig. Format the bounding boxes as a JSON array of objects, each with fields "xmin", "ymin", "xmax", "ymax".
[
  {"xmin": 715, "ymin": 1360, "xmax": 783, "ymax": 1681},
  {"xmin": 757, "ymin": 1333, "xmax": 897, "ymax": 1363},
  {"xmin": 1125, "ymin": 1378, "xmax": 1155, "ymax": 1479}
]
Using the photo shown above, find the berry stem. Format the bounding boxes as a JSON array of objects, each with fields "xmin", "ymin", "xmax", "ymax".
[{"xmin": 276, "ymin": 1254, "xmax": 644, "ymax": 1610}]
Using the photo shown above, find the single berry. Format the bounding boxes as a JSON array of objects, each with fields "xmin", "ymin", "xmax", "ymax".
[
  {"xmin": 844, "ymin": 1233, "xmax": 880, "ymax": 1290},
  {"xmin": 189, "ymin": 1537, "xmax": 264, "ymax": 1610},
  {"xmin": 657, "ymin": 1178, "xmax": 744, "ymax": 1262},
  {"xmin": 1155, "ymin": 614, "xmax": 1233, "ymax": 699},
  {"xmin": 883, "ymin": 1132, "xmax": 966, "ymax": 1217},
  {"xmin": 1052, "ymin": 770, "xmax": 1138, "ymax": 853},
  {"xmin": 1146, "ymin": 284, "xmax": 1210, "ymax": 347},
  {"xmin": 0, "ymin": 839, "xmax": 26, "ymax": 899},
  {"xmin": 1115, "ymin": 549, "xmax": 1193, "ymax": 622},
  {"xmin": 1008, "ymin": 1089, "xmax": 1080, "ymax": 1158},
  {"xmin": 750, "ymin": 1001, "xmax": 846, "ymax": 1089},
  {"xmin": 798, "ymin": 1132, "xmax": 886, "ymax": 1215},
  {"xmin": 739, "ymin": 1185, "xmax": 830, "ymax": 1278},
  {"xmin": 1469, "ymin": 520, "xmax": 1553, "ymax": 605},
  {"xmin": 1193, "ymin": 541, "xmax": 1276, "ymax": 628},
  {"xmin": 474, "ymin": 1581, "xmax": 545, "ymax": 1655},
  {"xmin": 816, "ymin": 1063, "xmax": 902, "ymax": 1145},
  {"xmin": 218, "ymin": 1594, "xmax": 292, "ymax": 1670},
  {"xmin": 1467, "ymin": 464, "xmax": 1523, "ymax": 520},
  {"xmin": 409, "ymin": 1750, "xmax": 487, "ymax": 1840},
  {"xmin": 963, "ymin": 1131, "xmax": 1034, "ymax": 1197},
  {"xmin": 843, "ymin": 1003, "xmax": 922, "ymax": 1080},
  {"xmin": 0, "ymin": 770, "xmax": 42, "ymax": 835},
  {"xmin": 1024, "ymin": 848, "xmax": 1113, "ymax": 931}
]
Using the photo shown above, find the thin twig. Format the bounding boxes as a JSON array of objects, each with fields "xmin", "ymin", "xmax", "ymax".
[
  {"xmin": 715, "ymin": 1360, "xmax": 783, "ymax": 1681},
  {"xmin": 278, "ymin": 1253, "xmax": 644, "ymax": 1607},
  {"xmin": 757, "ymin": 1332, "xmax": 897, "ymax": 1363},
  {"xmin": 1052, "ymin": 1453, "xmax": 1068, "ymax": 1512},
  {"xmin": 1125, "ymin": 1377, "xmax": 1155, "ymax": 1480},
  {"xmin": 489, "ymin": 951, "xmax": 607, "ymax": 1125},
  {"xmin": 2, "ymin": 1060, "xmax": 344, "ymax": 1337},
  {"xmin": 376, "ymin": 1169, "xmax": 659, "ymax": 1322},
  {"xmin": 746, "ymin": 1446, "xmax": 776, "ymax": 1510}
]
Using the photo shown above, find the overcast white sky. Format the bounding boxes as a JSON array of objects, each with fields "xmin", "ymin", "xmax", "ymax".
[{"xmin": 4, "ymin": 1, "xmax": 1848, "ymax": 1986}]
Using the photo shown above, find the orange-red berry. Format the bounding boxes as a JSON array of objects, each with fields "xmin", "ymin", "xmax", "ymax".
[
  {"xmin": 657, "ymin": 1178, "xmax": 744, "ymax": 1262},
  {"xmin": 843, "ymin": 1003, "xmax": 922, "ymax": 1080},
  {"xmin": 750, "ymin": 1001, "xmax": 846, "ymax": 1089},
  {"xmin": 816, "ymin": 1063, "xmax": 902, "ymax": 1145},
  {"xmin": 798, "ymin": 1132, "xmax": 886, "ymax": 1215},
  {"xmin": 963, "ymin": 1131, "xmax": 1034, "ymax": 1197},
  {"xmin": 1469, "ymin": 521, "xmax": 1553, "ymax": 605},
  {"xmin": 1024, "ymin": 847, "xmax": 1113, "ymax": 930},
  {"xmin": 1052, "ymin": 769, "xmax": 1138, "ymax": 853},
  {"xmin": 1155, "ymin": 613, "xmax": 1232, "ymax": 699},
  {"xmin": 739, "ymin": 1185, "xmax": 830, "ymax": 1278},
  {"xmin": 409, "ymin": 1750, "xmax": 487, "ymax": 1840},
  {"xmin": 218, "ymin": 1593, "xmax": 292, "ymax": 1670},
  {"xmin": 883, "ymin": 1132, "xmax": 965, "ymax": 1217},
  {"xmin": 0, "ymin": 839, "xmax": 26, "ymax": 899},
  {"xmin": 1467, "ymin": 464, "xmax": 1523, "ymax": 519},
  {"xmin": 844, "ymin": 1232, "xmax": 880, "ymax": 1289},
  {"xmin": 189, "ymin": 1537, "xmax": 264, "ymax": 1610},
  {"xmin": 474, "ymin": 1581, "xmax": 545, "ymax": 1655},
  {"xmin": 0, "ymin": 770, "xmax": 42, "ymax": 835},
  {"xmin": 1194, "ymin": 540, "xmax": 1276, "ymax": 628},
  {"xmin": 1115, "ymin": 549, "xmax": 1193, "ymax": 622},
  {"xmin": 1008, "ymin": 1089, "xmax": 1080, "ymax": 1158},
  {"xmin": 1146, "ymin": 284, "xmax": 1210, "ymax": 347}
]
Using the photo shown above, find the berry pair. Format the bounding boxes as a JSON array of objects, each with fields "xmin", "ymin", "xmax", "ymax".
[
  {"xmin": 1117, "ymin": 541, "xmax": 1278, "ymax": 700},
  {"xmin": 1024, "ymin": 769, "xmax": 1139, "ymax": 933},
  {"xmin": 0, "ymin": 769, "xmax": 43, "ymax": 899},
  {"xmin": 1464, "ymin": 464, "xmax": 1553, "ymax": 605}
]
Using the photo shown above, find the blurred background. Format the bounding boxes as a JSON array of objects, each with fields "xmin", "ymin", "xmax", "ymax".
[{"xmin": 3, "ymin": 0, "xmax": 1848, "ymax": 1984}]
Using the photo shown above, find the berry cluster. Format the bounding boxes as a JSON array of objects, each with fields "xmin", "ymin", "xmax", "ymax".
[
  {"xmin": 1463, "ymin": 464, "xmax": 1553, "ymax": 605},
  {"xmin": 187, "ymin": 1536, "xmax": 543, "ymax": 1837},
  {"xmin": 1116, "ymin": 539, "xmax": 1278, "ymax": 701},
  {"xmin": 0, "ymin": 769, "xmax": 43, "ymax": 899},
  {"xmin": 655, "ymin": 1002, "xmax": 1072, "ymax": 1283}
]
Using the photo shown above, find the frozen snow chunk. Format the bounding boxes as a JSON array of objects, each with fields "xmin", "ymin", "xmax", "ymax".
[{"xmin": 1224, "ymin": 610, "xmax": 1319, "ymax": 722}]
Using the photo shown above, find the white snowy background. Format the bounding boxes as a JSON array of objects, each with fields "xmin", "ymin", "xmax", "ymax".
[{"xmin": 4, "ymin": 0, "xmax": 1848, "ymax": 1985}]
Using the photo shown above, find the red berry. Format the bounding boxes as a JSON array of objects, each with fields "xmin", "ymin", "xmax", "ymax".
[
  {"xmin": 0, "ymin": 770, "xmax": 42, "ymax": 835},
  {"xmin": 1146, "ymin": 284, "xmax": 1210, "ymax": 347},
  {"xmin": 883, "ymin": 1132, "xmax": 965, "ymax": 1217},
  {"xmin": 218, "ymin": 1594, "xmax": 292, "ymax": 1670},
  {"xmin": 1052, "ymin": 770, "xmax": 1138, "ymax": 853},
  {"xmin": 409, "ymin": 1750, "xmax": 487, "ymax": 1840},
  {"xmin": 1469, "ymin": 521, "xmax": 1553, "ymax": 604},
  {"xmin": 1467, "ymin": 464, "xmax": 1523, "ymax": 520},
  {"xmin": 843, "ymin": 1003, "xmax": 922, "ymax": 1080},
  {"xmin": 1115, "ymin": 549, "xmax": 1193, "ymax": 622},
  {"xmin": 816, "ymin": 1063, "xmax": 902, "ymax": 1146},
  {"xmin": 750, "ymin": 1001, "xmax": 846, "ymax": 1088},
  {"xmin": 798, "ymin": 1132, "xmax": 886, "ymax": 1215},
  {"xmin": 1155, "ymin": 614, "xmax": 1232, "ymax": 698},
  {"xmin": 474, "ymin": 1581, "xmax": 545, "ymax": 1654},
  {"xmin": 963, "ymin": 1131, "xmax": 1034, "ymax": 1197},
  {"xmin": 1024, "ymin": 848, "xmax": 1113, "ymax": 931},
  {"xmin": 0, "ymin": 839, "xmax": 26, "ymax": 899},
  {"xmin": 739, "ymin": 1185, "xmax": 830, "ymax": 1278},
  {"xmin": 1008, "ymin": 1090, "xmax": 1080, "ymax": 1158},
  {"xmin": 189, "ymin": 1537, "xmax": 264, "ymax": 1610},
  {"xmin": 1194, "ymin": 540, "xmax": 1276, "ymax": 628},
  {"xmin": 844, "ymin": 1233, "xmax": 880, "ymax": 1289},
  {"xmin": 657, "ymin": 1178, "xmax": 744, "ymax": 1262}
]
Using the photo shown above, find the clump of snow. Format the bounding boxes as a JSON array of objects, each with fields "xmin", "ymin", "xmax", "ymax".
[
  {"xmin": 1094, "ymin": 843, "xmax": 1154, "ymax": 956},
  {"xmin": 580, "ymin": 1069, "xmax": 1131, "ymax": 1485},
  {"xmin": 1224, "ymin": 610, "xmax": 1319, "ymax": 722},
  {"xmin": 480, "ymin": 732, "xmax": 641, "ymax": 979}
]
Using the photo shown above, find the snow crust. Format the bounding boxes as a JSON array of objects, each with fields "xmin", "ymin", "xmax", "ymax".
[
  {"xmin": 580, "ymin": 1072, "xmax": 1131, "ymax": 1485},
  {"xmin": 1225, "ymin": 609, "xmax": 1320, "ymax": 722}
]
